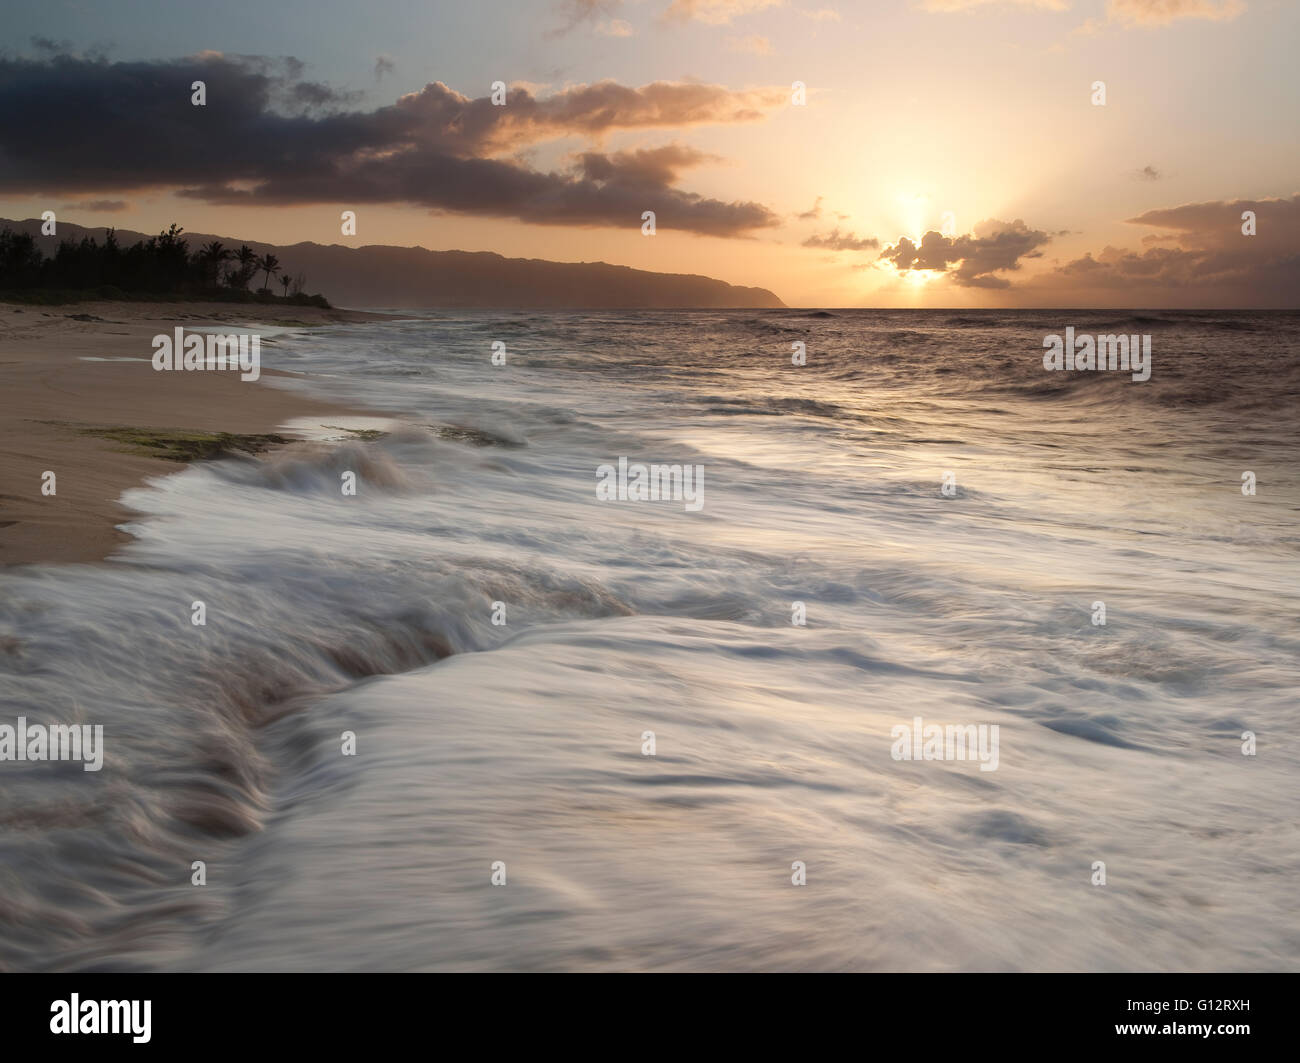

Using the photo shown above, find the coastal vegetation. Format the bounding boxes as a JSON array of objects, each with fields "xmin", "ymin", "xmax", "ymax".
[{"xmin": 0, "ymin": 224, "xmax": 329, "ymax": 307}]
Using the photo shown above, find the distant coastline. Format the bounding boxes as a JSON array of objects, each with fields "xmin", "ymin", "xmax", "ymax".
[{"xmin": 0, "ymin": 218, "xmax": 786, "ymax": 310}]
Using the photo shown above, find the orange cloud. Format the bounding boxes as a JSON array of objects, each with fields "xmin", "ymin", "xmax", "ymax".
[
  {"xmin": 665, "ymin": 0, "xmax": 784, "ymax": 25},
  {"xmin": 919, "ymin": 0, "xmax": 1069, "ymax": 12},
  {"xmin": 1106, "ymin": 0, "xmax": 1245, "ymax": 25}
]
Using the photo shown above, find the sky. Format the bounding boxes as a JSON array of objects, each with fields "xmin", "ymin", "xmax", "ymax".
[{"xmin": 0, "ymin": 0, "xmax": 1295, "ymax": 307}]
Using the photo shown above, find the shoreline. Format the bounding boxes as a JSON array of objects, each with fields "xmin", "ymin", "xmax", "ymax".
[{"xmin": 0, "ymin": 300, "xmax": 387, "ymax": 566}]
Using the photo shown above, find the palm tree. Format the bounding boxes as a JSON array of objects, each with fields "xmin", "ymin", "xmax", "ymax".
[
  {"xmin": 234, "ymin": 245, "xmax": 257, "ymax": 289},
  {"xmin": 199, "ymin": 241, "xmax": 231, "ymax": 288},
  {"xmin": 279, "ymin": 274, "xmax": 291, "ymax": 298},
  {"xmin": 255, "ymin": 252, "xmax": 280, "ymax": 293}
]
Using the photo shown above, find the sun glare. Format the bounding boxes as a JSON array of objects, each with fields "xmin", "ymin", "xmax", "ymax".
[{"xmin": 897, "ymin": 192, "xmax": 930, "ymax": 244}]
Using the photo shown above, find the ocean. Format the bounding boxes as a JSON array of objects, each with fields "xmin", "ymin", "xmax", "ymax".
[{"xmin": 2, "ymin": 308, "xmax": 1298, "ymax": 971}]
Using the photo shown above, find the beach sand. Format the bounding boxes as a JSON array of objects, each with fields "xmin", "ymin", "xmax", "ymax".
[{"xmin": 0, "ymin": 300, "xmax": 381, "ymax": 566}]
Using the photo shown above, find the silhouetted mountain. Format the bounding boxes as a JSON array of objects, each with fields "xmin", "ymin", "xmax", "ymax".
[{"xmin": 2, "ymin": 219, "xmax": 784, "ymax": 308}]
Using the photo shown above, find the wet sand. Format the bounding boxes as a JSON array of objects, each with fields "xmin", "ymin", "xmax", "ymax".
[{"xmin": 0, "ymin": 300, "xmax": 381, "ymax": 565}]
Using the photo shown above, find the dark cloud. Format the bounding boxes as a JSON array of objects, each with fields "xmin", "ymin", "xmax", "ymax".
[
  {"xmin": 577, "ymin": 144, "xmax": 718, "ymax": 186},
  {"xmin": 0, "ymin": 53, "xmax": 782, "ymax": 236},
  {"xmin": 801, "ymin": 227, "xmax": 878, "ymax": 251},
  {"xmin": 57, "ymin": 199, "xmax": 130, "ymax": 212},
  {"xmin": 181, "ymin": 142, "xmax": 775, "ymax": 236},
  {"xmin": 30, "ymin": 36, "xmax": 74, "ymax": 54},
  {"xmin": 373, "ymin": 55, "xmax": 396, "ymax": 81},
  {"xmin": 1049, "ymin": 195, "xmax": 1300, "ymax": 305},
  {"xmin": 1133, "ymin": 165, "xmax": 1161, "ymax": 181},
  {"xmin": 879, "ymin": 218, "xmax": 1051, "ymax": 288}
]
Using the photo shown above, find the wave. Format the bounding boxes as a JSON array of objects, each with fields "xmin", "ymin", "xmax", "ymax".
[{"xmin": 3, "ymin": 308, "xmax": 1298, "ymax": 972}]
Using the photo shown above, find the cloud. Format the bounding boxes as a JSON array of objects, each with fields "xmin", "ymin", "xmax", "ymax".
[
  {"xmin": 880, "ymin": 218, "xmax": 1051, "ymax": 287},
  {"xmin": 0, "ymin": 53, "xmax": 784, "ymax": 237},
  {"xmin": 727, "ymin": 34, "xmax": 774, "ymax": 54},
  {"xmin": 439, "ymin": 79, "xmax": 788, "ymax": 152},
  {"xmin": 552, "ymin": 0, "xmax": 623, "ymax": 34},
  {"xmin": 918, "ymin": 0, "xmax": 1069, "ymax": 12},
  {"xmin": 577, "ymin": 144, "xmax": 721, "ymax": 186},
  {"xmin": 797, "ymin": 195, "xmax": 823, "ymax": 220},
  {"xmin": 1106, "ymin": 0, "xmax": 1245, "ymax": 25},
  {"xmin": 57, "ymin": 199, "xmax": 130, "ymax": 213},
  {"xmin": 596, "ymin": 19, "xmax": 637, "ymax": 35},
  {"xmin": 1074, "ymin": 0, "xmax": 1244, "ymax": 31},
  {"xmin": 802, "ymin": 227, "xmax": 878, "ymax": 251},
  {"xmin": 1047, "ymin": 195, "xmax": 1299, "ymax": 304},
  {"xmin": 374, "ymin": 55, "xmax": 395, "ymax": 81},
  {"xmin": 664, "ymin": 0, "xmax": 784, "ymax": 25},
  {"xmin": 1133, "ymin": 165, "xmax": 1162, "ymax": 181},
  {"xmin": 31, "ymin": 36, "xmax": 75, "ymax": 54}
]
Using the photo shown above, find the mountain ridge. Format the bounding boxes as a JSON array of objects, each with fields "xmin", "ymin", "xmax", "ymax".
[{"xmin": 1, "ymin": 219, "xmax": 785, "ymax": 309}]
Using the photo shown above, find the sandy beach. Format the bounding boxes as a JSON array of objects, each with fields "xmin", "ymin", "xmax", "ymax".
[{"xmin": 0, "ymin": 300, "xmax": 382, "ymax": 565}]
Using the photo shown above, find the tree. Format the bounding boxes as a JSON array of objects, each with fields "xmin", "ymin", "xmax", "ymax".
[
  {"xmin": 0, "ymin": 228, "xmax": 44, "ymax": 287},
  {"xmin": 153, "ymin": 224, "xmax": 189, "ymax": 292},
  {"xmin": 233, "ymin": 245, "xmax": 257, "ymax": 289},
  {"xmin": 280, "ymin": 274, "xmax": 291, "ymax": 297},
  {"xmin": 255, "ymin": 252, "xmax": 280, "ymax": 293},
  {"xmin": 0, "ymin": 224, "xmax": 329, "ymax": 305},
  {"xmin": 198, "ymin": 241, "xmax": 231, "ymax": 288}
]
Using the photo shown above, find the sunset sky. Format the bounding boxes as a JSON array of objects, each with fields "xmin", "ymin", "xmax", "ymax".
[{"xmin": 1, "ymin": 0, "xmax": 1295, "ymax": 306}]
